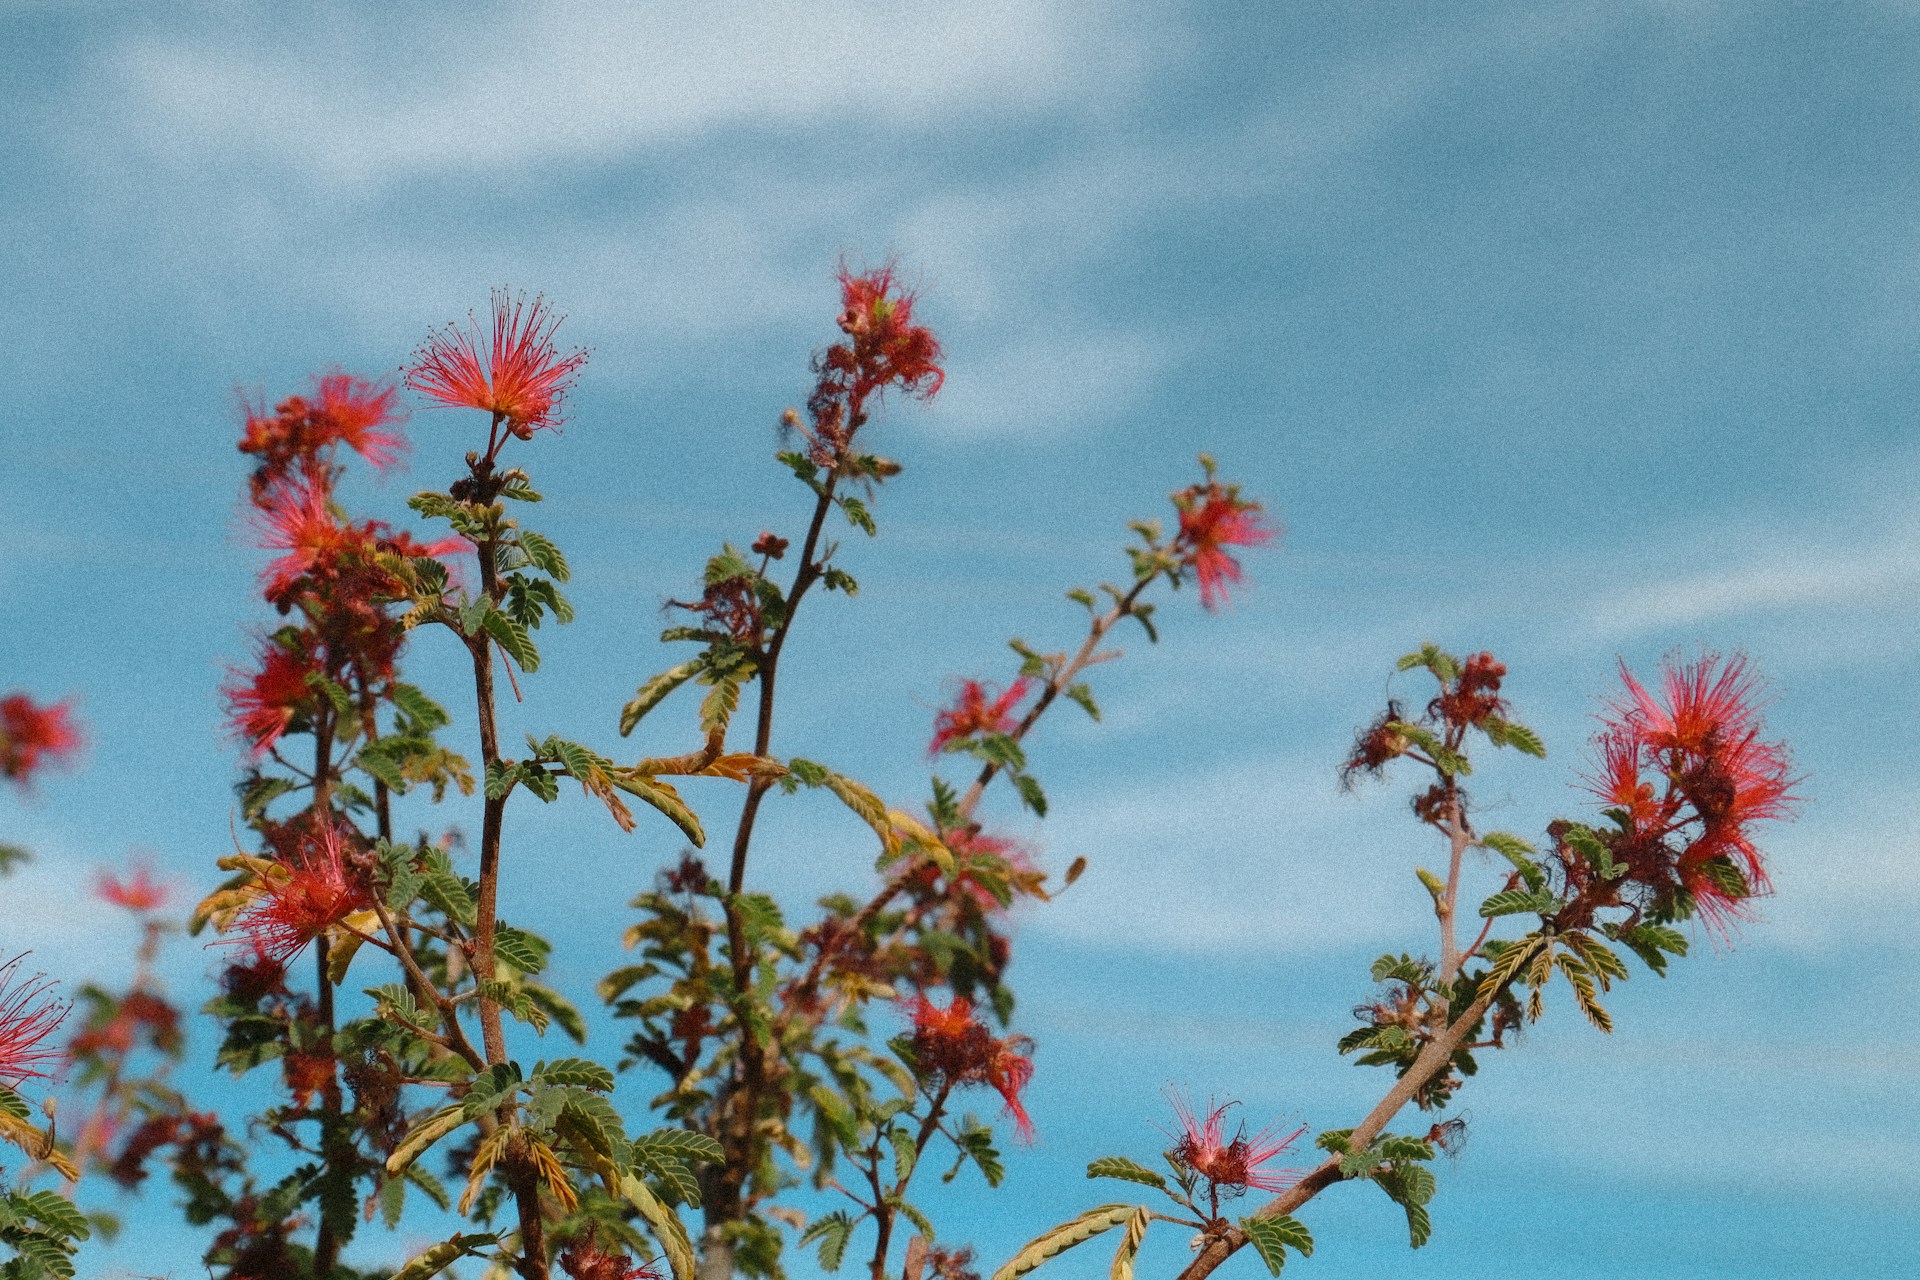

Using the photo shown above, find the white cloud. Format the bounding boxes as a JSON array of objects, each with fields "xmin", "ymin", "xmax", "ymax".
[{"xmin": 109, "ymin": 0, "xmax": 1159, "ymax": 188}]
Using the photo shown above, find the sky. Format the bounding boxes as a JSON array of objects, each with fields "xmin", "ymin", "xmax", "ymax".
[{"xmin": 1, "ymin": 0, "xmax": 1916, "ymax": 1275}]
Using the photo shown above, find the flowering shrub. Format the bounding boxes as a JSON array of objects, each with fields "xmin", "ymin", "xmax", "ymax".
[{"xmin": 0, "ymin": 266, "xmax": 1795, "ymax": 1280}]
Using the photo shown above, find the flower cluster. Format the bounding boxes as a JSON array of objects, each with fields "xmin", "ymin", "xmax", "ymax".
[
  {"xmin": 798, "ymin": 266, "xmax": 944, "ymax": 465},
  {"xmin": 1430, "ymin": 651, "xmax": 1507, "ymax": 730},
  {"xmin": 238, "ymin": 373, "xmax": 405, "ymax": 500},
  {"xmin": 929, "ymin": 677, "xmax": 1032, "ymax": 756},
  {"xmin": 1171, "ymin": 478, "xmax": 1275, "ymax": 610},
  {"xmin": 223, "ymin": 375, "xmax": 461, "ymax": 755},
  {"xmin": 1165, "ymin": 1094, "xmax": 1303, "ymax": 1201},
  {"xmin": 0, "ymin": 693, "xmax": 80, "ymax": 785},
  {"xmin": 905, "ymin": 994, "xmax": 1036, "ymax": 1141},
  {"xmin": 0, "ymin": 954, "xmax": 67, "ymax": 1084},
  {"xmin": 1563, "ymin": 654, "xmax": 1795, "ymax": 931},
  {"xmin": 560, "ymin": 1229, "xmax": 662, "ymax": 1280}
]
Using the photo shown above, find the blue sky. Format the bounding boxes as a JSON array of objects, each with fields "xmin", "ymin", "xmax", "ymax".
[{"xmin": 2, "ymin": 1, "xmax": 1915, "ymax": 1275}]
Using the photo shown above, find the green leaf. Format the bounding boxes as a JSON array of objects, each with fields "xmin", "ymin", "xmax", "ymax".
[
  {"xmin": 19, "ymin": 1191, "xmax": 88, "ymax": 1241},
  {"xmin": 1236, "ymin": 1220, "xmax": 1297, "ymax": 1274},
  {"xmin": 1013, "ymin": 773, "xmax": 1048, "ymax": 818},
  {"xmin": 801, "ymin": 1211, "xmax": 855, "ymax": 1273},
  {"xmin": 1479, "ymin": 832, "xmax": 1546, "ymax": 890},
  {"xmin": 699, "ymin": 675, "xmax": 743, "ymax": 737},
  {"xmin": 1266, "ymin": 1213, "xmax": 1313, "ymax": 1257},
  {"xmin": 620, "ymin": 660, "xmax": 704, "ymax": 736},
  {"xmin": 1478, "ymin": 888, "xmax": 1556, "ymax": 918},
  {"xmin": 632, "ymin": 1128, "xmax": 724, "ymax": 1165},
  {"xmin": 890, "ymin": 1125, "xmax": 918, "ymax": 1184},
  {"xmin": 517, "ymin": 529, "xmax": 570, "ymax": 582},
  {"xmin": 482, "ymin": 607, "xmax": 541, "ymax": 673},
  {"xmin": 990, "ymin": 1205, "xmax": 1138, "ymax": 1280},
  {"xmin": 532, "ymin": 1058, "xmax": 615, "ymax": 1091},
  {"xmin": 1064, "ymin": 683, "xmax": 1101, "ymax": 721},
  {"xmin": 391, "ymin": 683, "xmax": 451, "ymax": 731},
  {"xmin": 840, "ymin": 495, "xmax": 876, "ymax": 535},
  {"xmin": 389, "ymin": 1233, "xmax": 500, "ymax": 1280},
  {"xmin": 1085, "ymin": 1156, "xmax": 1167, "ymax": 1191},
  {"xmin": 610, "ymin": 773, "xmax": 707, "ymax": 847},
  {"xmin": 632, "ymin": 1146, "xmax": 701, "ymax": 1207},
  {"xmin": 623, "ymin": 1173, "xmax": 697, "ymax": 1280},
  {"xmin": 822, "ymin": 566, "xmax": 860, "ymax": 596},
  {"xmin": 494, "ymin": 925, "xmax": 552, "ymax": 976}
]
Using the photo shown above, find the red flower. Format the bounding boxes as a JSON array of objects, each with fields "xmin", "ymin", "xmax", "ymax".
[
  {"xmin": 223, "ymin": 644, "xmax": 318, "ymax": 754},
  {"xmin": 800, "ymin": 265, "xmax": 944, "ymax": 465},
  {"xmin": 1576, "ymin": 655, "xmax": 1796, "ymax": 931},
  {"xmin": 1432, "ymin": 651, "xmax": 1507, "ymax": 729},
  {"xmin": 0, "ymin": 954, "xmax": 68, "ymax": 1084},
  {"xmin": 311, "ymin": 372, "xmax": 406, "ymax": 469},
  {"xmin": 905, "ymin": 994, "xmax": 1036, "ymax": 1142},
  {"xmin": 834, "ymin": 265, "xmax": 945, "ymax": 399},
  {"xmin": 97, "ymin": 861, "xmax": 172, "ymax": 913},
  {"xmin": 0, "ymin": 694, "xmax": 81, "ymax": 786},
  {"xmin": 229, "ymin": 823, "xmax": 373, "ymax": 966},
  {"xmin": 560, "ymin": 1229, "xmax": 662, "ymax": 1280},
  {"xmin": 1166, "ymin": 1093, "xmax": 1303, "ymax": 1199},
  {"xmin": 929, "ymin": 677, "xmax": 1032, "ymax": 755},
  {"xmin": 408, "ymin": 290, "xmax": 588, "ymax": 437},
  {"xmin": 238, "ymin": 373, "xmax": 406, "ymax": 501},
  {"xmin": 1173, "ymin": 482, "xmax": 1275, "ymax": 610},
  {"xmin": 251, "ymin": 477, "xmax": 361, "ymax": 600}
]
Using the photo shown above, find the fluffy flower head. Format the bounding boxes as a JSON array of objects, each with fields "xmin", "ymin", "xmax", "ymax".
[
  {"xmin": 0, "ymin": 954, "xmax": 68, "ymax": 1084},
  {"xmin": 929, "ymin": 677, "xmax": 1032, "ymax": 755},
  {"xmin": 905, "ymin": 994, "xmax": 1036, "ymax": 1141},
  {"xmin": 1576, "ymin": 654, "xmax": 1796, "ymax": 931},
  {"xmin": 98, "ymin": 860, "xmax": 172, "ymax": 913},
  {"xmin": 1173, "ymin": 481, "xmax": 1275, "ymax": 610},
  {"xmin": 408, "ymin": 290, "xmax": 587, "ymax": 437},
  {"xmin": 1165, "ymin": 1093, "xmax": 1303, "ymax": 1197},
  {"xmin": 229, "ymin": 823, "xmax": 373, "ymax": 966},
  {"xmin": 222, "ymin": 644, "xmax": 319, "ymax": 755},
  {"xmin": 0, "ymin": 694, "xmax": 81, "ymax": 785}
]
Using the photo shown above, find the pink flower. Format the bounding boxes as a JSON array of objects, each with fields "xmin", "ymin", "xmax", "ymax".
[
  {"xmin": 1166, "ymin": 1093, "xmax": 1303, "ymax": 1198},
  {"xmin": 929, "ymin": 677, "xmax": 1032, "ymax": 755},
  {"xmin": 0, "ymin": 694, "xmax": 81, "ymax": 785},
  {"xmin": 0, "ymin": 954, "xmax": 68, "ymax": 1084},
  {"xmin": 97, "ymin": 861, "xmax": 172, "ymax": 913},
  {"xmin": 1173, "ymin": 483, "xmax": 1275, "ymax": 610},
  {"xmin": 408, "ymin": 290, "xmax": 588, "ymax": 437}
]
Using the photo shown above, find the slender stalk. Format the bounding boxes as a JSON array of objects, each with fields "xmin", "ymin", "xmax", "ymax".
[
  {"xmin": 310, "ymin": 704, "xmax": 350, "ymax": 1275},
  {"xmin": 1437, "ymin": 787, "xmax": 1468, "ymax": 989},
  {"xmin": 458, "ymin": 444, "xmax": 547, "ymax": 1279},
  {"xmin": 1173, "ymin": 982, "xmax": 1505, "ymax": 1280},
  {"xmin": 955, "ymin": 573, "xmax": 1155, "ymax": 819}
]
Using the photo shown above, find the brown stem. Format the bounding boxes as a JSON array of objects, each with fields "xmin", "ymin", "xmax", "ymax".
[
  {"xmin": 311, "ymin": 708, "xmax": 349, "ymax": 1275},
  {"xmin": 460, "ymin": 446, "xmax": 546, "ymax": 1278},
  {"xmin": 1438, "ymin": 787, "xmax": 1468, "ymax": 991},
  {"xmin": 1173, "ymin": 982, "xmax": 1505, "ymax": 1280},
  {"xmin": 955, "ymin": 573, "xmax": 1156, "ymax": 820}
]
